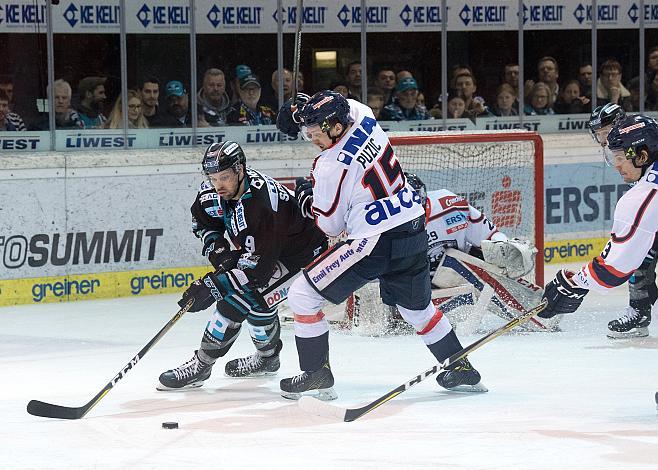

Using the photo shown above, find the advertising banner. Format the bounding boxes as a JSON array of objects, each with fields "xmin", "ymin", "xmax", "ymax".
[{"xmin": 3, "ymin": 1, "xmax": 649, "ymax": 34}]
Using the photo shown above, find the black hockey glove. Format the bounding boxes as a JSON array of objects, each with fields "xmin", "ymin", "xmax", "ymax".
[
  {"xmin": 202, "ymin": 234, "xmax": 242, "ymax": 273},
  {"xmin": 295, "ymin": 177, "xmax": 314, "ymax": 219},
  {"xmin": 538, "ymin": 269, "xmax": 589, "ymax": 318},
  {"xmin": 178, "ymin": 272, "xmax": 224, "ymax": 312},
  {"xmin": 276, "ymin": 93, "xmax": 310, "ymax": 138}
]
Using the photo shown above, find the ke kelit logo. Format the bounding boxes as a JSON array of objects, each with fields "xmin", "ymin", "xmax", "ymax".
[
  {"xmin": 206, "ymin": 5, "xmax": 262, "ymax": 28},
  {"xmin": 337, "ymin": 4, "xmax": 389, "ymax": 27},
  {"xmin": 399, "ymin": 4, "xmax": 441, "ymax": 27},
  {"xmin": 459, "ymin": 3, "xmax": 507, "ymax": 26},
  {"xmin": 573, "ymin": 2, "xmax": 619, "ymax": 24},
  {"xmin": 0, "ymin": 229, "xmax": 163, "ymax": 269},
  {"xmin": 63, "ymin": 2, "xmax": 120, "ymax": 28},
  {"xmin": 522, "ymin": 3, "xmax": 565, "ymax": 24},
  {"xmin": 136, "ymin": 3, "xmax": 189, "ymax": 28},
  {"xmin": 0, "ymin": 2, "xmax": 47, "ymax": 26},
  {"xmin": 628, "ymin": 3, "xmax": 658, "ymax": 23},
  {"xmin": 271, "ymin": 5, "xmax": 327, "ymax": 26}
]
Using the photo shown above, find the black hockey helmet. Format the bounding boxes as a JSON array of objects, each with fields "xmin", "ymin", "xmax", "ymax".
[
  {"xmin": 607, "ymin": 114, "xmax": 658, "ymax": 168},
  {"xmin": 404, "ymin": 172, "xmax": 427, "ymax": 206},
  {"xmin": 202, "ymin": 141, "xmax": 246, "ymax": 175},
  {"xmin": 300, "ymin": 90, "xmax": 351, "ymax": 132},
  {"xmin": 588, "ymin": 103, "xmax": 625, "ymax": 145}
]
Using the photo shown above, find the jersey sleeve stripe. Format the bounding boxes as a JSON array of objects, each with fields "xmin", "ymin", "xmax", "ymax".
[
  {"xmin": 611, "ymin": 189, "xmax": 657, "ymax": 243},
  {"xmin": 313, "ymin": 169, "xmax": 348, "ymax": 217},
  {"xmin": 587, "ymin": 256, "xmax": 633, "ymax": 288},
  {"xmin": 468, "ymin": 213, "xmax": 484, "ymax": 223}
]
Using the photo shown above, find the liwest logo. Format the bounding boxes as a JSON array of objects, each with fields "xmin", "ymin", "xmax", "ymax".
[
  {"xmin": 0, "ymin": 2, "xmax": 46, "ymax": 26},
  {"xmin": 63, "ymin": 2, "xmax": 120, "ymax": 28},
  {"xmin": 399, "ymin": 5, "xmax": 441, "ymax": 27},
  {"xmin": 136, "ymin": 3, "xmax": 189, "ymax": 28},
  {"xmin": 0, "ymin": 229, "xmax": 163, "ymax": 270},
  {"xmin": 337, "ymin": 4, "xmax": 389, "ymax": 27},
  {"xmin": 0, "ymin": 137, "xmax": 41, "ymax": 150},
  {"xmin": 159, "ymin": 131, "xmax": 225, "ymax": 147},
  {"xmin": 206, "ymin": 5, "xmax": 262, "ymax": 28},
  {"xmin": 459, "ymin": 3, "xmax": 507, "ymax": 26}
]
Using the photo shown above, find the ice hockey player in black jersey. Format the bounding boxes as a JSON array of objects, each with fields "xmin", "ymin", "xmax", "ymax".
[{"xmin": 157, "ymin": 141, "xmax": 327, "ymax": 390}]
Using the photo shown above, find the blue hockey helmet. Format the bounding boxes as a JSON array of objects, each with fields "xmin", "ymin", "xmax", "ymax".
[
  {"xmin": 404, "ymin": 172, "xmax": 427, "ymax": 206},
  {"xmin": 588, "ymin": 103, "xmax": 625, "ymax": 146},
  {"xmin": 202, "ymin": 141, "xmax": 246, "ymax": 175},
  {"xmin": 607, "ymin": 115, "xmax": 658, "ymax": 168},
  {"xmin": 300, "ymin": 90, "xmax": 352, "ymax": 133}
]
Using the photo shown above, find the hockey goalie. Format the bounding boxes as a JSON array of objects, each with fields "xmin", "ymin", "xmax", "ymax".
[{"xmin": 345, "ymin": 173, "xmax": 558, "ymax": 335}]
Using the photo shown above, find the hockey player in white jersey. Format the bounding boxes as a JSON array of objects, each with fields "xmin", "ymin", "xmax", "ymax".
[
  {"xmin": 402, "ymin": 173, "xmax": 547, "ymax": 333},
  {"xmin": 275, "ymin": 90, "xmax": 486, "ymax": 400},
  {"xmin": 589, "ymin": 105, "xmax": 656, "ymax": 338},
  {"xmin": 404, "ymin": 173, "xmax": 534, "ymax": 281},
  {"xmin": 540, "ymin": 114, "xmax": 658, "ymax": 339}
]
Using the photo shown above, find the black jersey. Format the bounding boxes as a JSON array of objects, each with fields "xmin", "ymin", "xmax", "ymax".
[{"xmin": 190, "ymin": 168, "xmax": 327, "ymax": 286}]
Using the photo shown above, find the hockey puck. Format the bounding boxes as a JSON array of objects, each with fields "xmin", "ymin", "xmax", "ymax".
[{"xmin": 162, "ymin": 422, "xmax": 178, "ymax": 429}]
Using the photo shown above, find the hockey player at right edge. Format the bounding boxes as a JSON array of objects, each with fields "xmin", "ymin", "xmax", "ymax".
[
  {"xmin": 589, "ymin": 104, "xmax": 655, "ymax": 338},
  {"xmin": 539, "ymin": 115, "xmax": 658, "ymax": 340},
  {"xmin": 276, "ymin": 90, "xmax": 486, "ymax": 400}
]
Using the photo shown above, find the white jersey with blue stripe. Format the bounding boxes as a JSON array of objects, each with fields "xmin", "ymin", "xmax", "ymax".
[
  {"xmin": 424, "ymin": 189, "xmax": 506, "ymax": 275},
  {"xmin": 310, "ymin": 100, "xmax": 424, "ymax": 239},
  {"xmin": 573, "ymin": 161, "xmax": 658, "ymax": 293}
]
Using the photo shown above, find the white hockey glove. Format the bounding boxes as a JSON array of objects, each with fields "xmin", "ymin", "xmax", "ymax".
[{"xmin": 480, "ymin": 238, "xmax": 537, "ymax": 279}]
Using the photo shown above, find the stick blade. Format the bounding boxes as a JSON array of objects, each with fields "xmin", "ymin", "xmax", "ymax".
[
  {"xmin": 298, "ymin": 396, "xmax": 348, "ymax": 421},
  {"xmin": 27, "ymin": 400, "xmax": 85, "ymax": 420}
]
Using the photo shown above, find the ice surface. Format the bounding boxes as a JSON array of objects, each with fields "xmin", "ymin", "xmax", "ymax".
[{"xmin": 2, "ymin": 271, "xmax": 658, "ymax": 469}]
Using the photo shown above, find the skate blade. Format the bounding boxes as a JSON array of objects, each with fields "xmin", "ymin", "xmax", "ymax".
[
  {"xmin": 224, "ymin": 370, "xmax": 279, "ymax": 379},
  {"xmin": 606, "ymin": 327, "xmax": 649, "ymax": 339},
  {"xmin": 281, "ymin": 387, "xmax": 338, "ymax": 401},
  {"xmin": 443, "ymin": 382, "xmax": 489, "ymax": 393},
  {"xmin": 156, "ymin": 381, "xmax": 205, "ymax": 391}
]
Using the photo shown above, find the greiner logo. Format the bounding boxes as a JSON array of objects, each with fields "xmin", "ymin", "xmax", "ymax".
[{"xmin": 0, "ymin": 229, "xmax": 163, "ymax": 269}]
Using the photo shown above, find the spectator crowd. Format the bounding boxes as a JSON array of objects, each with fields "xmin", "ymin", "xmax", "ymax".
[{"xmin": 2, "ymin": 48, "xmax": 658, "ymax": 131}]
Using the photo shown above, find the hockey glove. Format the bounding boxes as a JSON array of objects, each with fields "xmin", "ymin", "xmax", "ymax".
[
  {"xmin": 538, "ymin": 269, "xmax": 589, "ymax": 318},
  {"xmin": 202, "ymin": 234, "xmax": 241, "ymax": 272},
  {"xmin": 178, "ymin": 272, "xmax": 224, "ymax": 312},
  {"xmin": 276, "ymin": 93, "xmax": 310, "ymax": 138},
  {"xmin": 295, "ymin": 177, "xmax": 314, "ymax": 219}
]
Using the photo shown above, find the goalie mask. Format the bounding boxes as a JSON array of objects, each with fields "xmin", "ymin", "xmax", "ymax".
[{"xmin": 404, "ymin": 172, "xmax": 427, "ymax": 206}]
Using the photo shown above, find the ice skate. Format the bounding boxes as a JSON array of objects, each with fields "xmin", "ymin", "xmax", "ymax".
[
  {"xmin": 224, "ymin": 341, "xmax": 282, "ymax": 378},
  {"xmin": 436, "ymin": 357, "xmax": 488, "ymax": 393},
  {"xmin": 157, "ymin": 351, "xmax": 212, "ymax": 391},
  {"xmin": 280, "ymin": 360, "xmax": 337, "ymax": 401},
  {"xmin": 607, "ymin": 307, "xmax": 651, "ymax": 339}
]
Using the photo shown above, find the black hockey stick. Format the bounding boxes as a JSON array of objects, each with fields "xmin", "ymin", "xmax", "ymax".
[
  {"xmin": 299, "ymin": 299, "xmax": 548, "ymax": 422},
  {"xmin": 291, "ymin": 0, "xmax": 303, "ymax": 101},
  {"xmin": 27, "ymin": 298, "xmax": 195, "ymax": 420}
]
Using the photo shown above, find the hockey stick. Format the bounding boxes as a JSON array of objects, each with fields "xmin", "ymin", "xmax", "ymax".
[
  {"xmin": 291, "ymin": 0, "xmax": 303, "ymax": 101},
  {"xmin": 299, "ymin": 299, "xmax": 548, "ymax": 422},
  {"xmin": 26, "ymin": 298, "xmax": 195, "ymax": 420}
]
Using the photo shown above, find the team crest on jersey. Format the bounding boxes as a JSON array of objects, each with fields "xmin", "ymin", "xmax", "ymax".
[{"xmin": 438, "ymin": 195, "xmax": 466, "ymax": 210}]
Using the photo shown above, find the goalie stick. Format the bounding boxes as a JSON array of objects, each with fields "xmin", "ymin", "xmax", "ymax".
[
  {"xmin": 27, "ymin": 298, "xmax": 195, "ymax": 420},
  {"xmin": 298, "ymin": 299, "xmax": 548, "ymax": 422}
]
